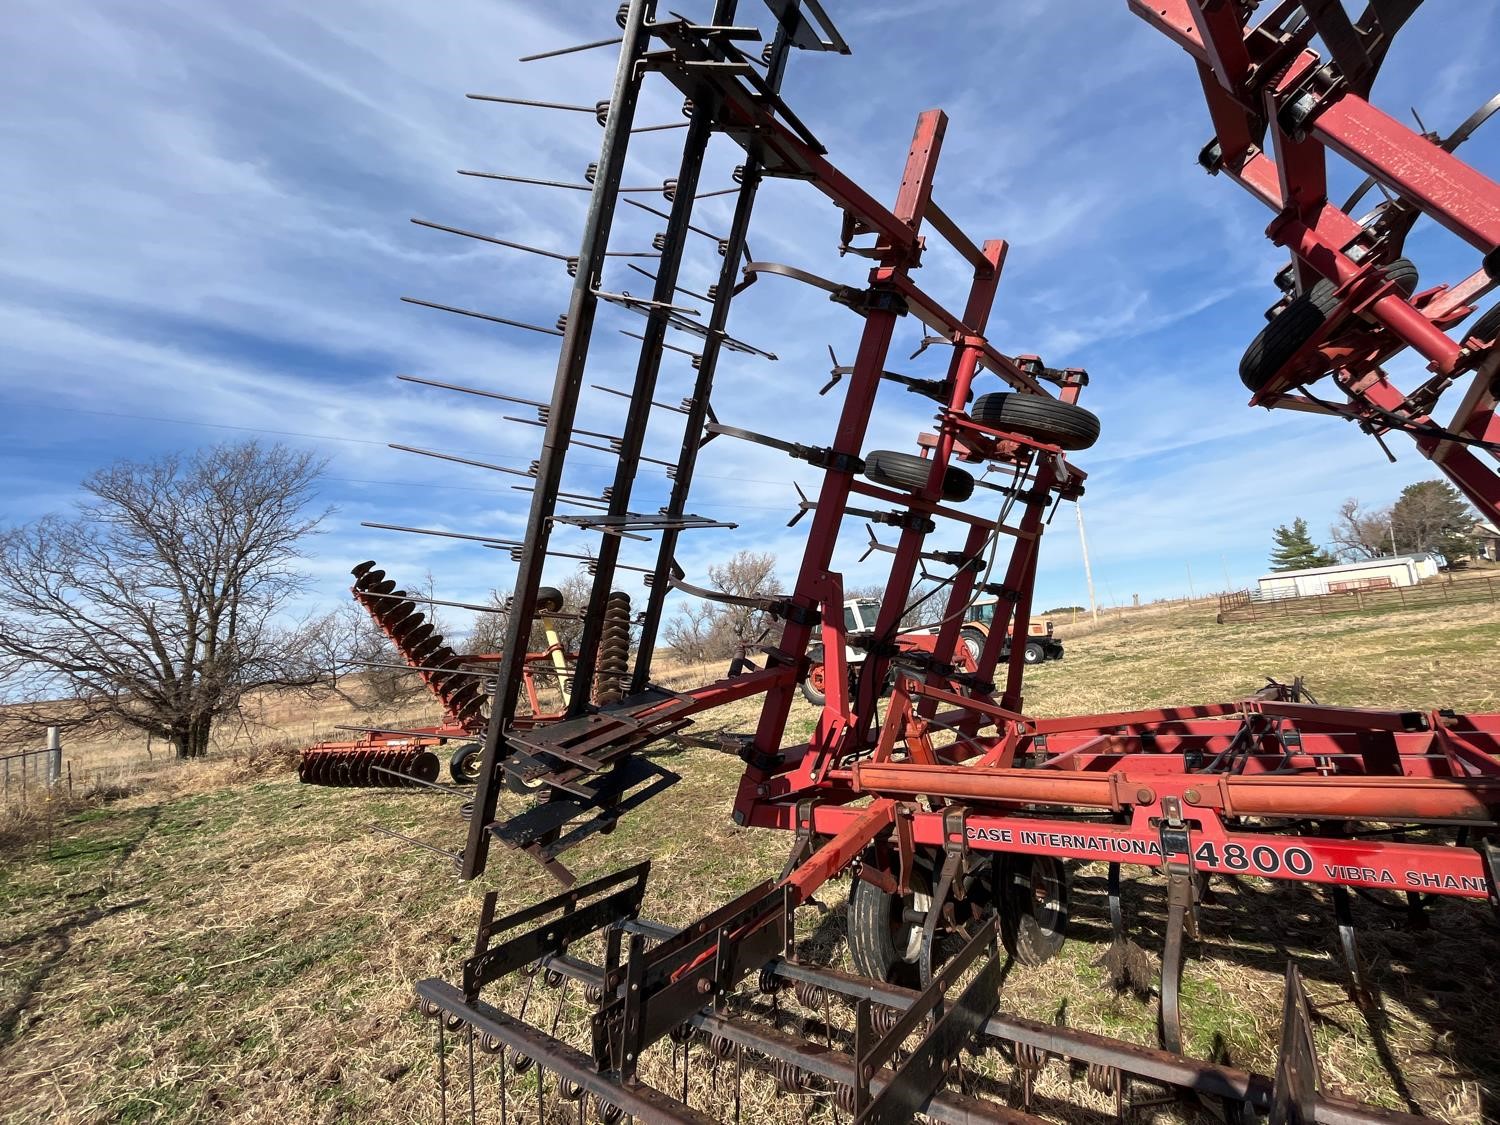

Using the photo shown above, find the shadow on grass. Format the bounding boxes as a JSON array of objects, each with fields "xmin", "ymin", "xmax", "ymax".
[{"xmin": 1070, "ymin": 865, "xmax": 1498, "ymax": 1119}]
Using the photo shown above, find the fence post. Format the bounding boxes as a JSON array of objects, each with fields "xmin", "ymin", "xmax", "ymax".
[{"xmin": 47, "ymin": 726, "xmax": 61, "ymax": 787}]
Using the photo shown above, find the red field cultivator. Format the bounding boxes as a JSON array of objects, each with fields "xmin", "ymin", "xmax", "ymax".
[{"xmin": 316, "ymin": 2, "xmax": 1500, "ymax": 1121}]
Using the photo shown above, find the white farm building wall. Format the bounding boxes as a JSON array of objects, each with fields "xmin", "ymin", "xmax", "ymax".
[{"xmin": 1255, "ymin": 554, "xmax": 1440, "ymax": 599}]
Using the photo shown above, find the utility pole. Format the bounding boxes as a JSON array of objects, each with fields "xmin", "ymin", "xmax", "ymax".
[
  {"xmin": 1185, "ymin": 562, "xmax": 1196, "ymax": 601},
  {"xmin": 1076, "ymin": 502, "xmax": 1099, "ymax": 622},
  {"xmin": 1389, "ymin": 522, "xmax": 1399, "ymax": 557},
  {"xmin": 1220, "ymin": 553, "xmax": 1233, "ymax": 592}
]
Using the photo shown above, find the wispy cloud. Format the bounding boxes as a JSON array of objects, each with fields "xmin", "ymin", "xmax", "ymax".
[{"xmin": 4, "ymin": 0, "xmax": 1499, "ymax": 642}]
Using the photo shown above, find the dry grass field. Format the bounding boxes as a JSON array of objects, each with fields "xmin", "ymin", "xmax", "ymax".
[{"xmin": 3, "ymin": 601, "xmax": 1499, "ymax": 1123}]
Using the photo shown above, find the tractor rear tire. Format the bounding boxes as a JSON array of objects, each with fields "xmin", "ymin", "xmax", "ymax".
[
  {"xmin": 864, "ymin": 450, "xmax": 974, "ymax": 502},
  {"xmin": 959, "ymin": 627, "xmax": 985, "ymax": 669},
  {"xmin": 998, "ymin": 854, "xmax": 1070, "ymax": 966},
  {"xmin": 970, "ymin": 392, "xmax": 1101, "ymax": 451},
  {"xmin": 1239, "ymin": 258, "xmax": 1418, "ymax": 391},
  {"xmin": 800, "ymin": 664, "xmax": 827, "ymax": 706}
]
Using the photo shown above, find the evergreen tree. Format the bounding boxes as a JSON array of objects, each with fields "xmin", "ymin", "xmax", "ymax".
[
  {"xmin": 1269, "ymin": 518, "xmax": 1335, "ymax": 571},
  {"xmin": 1390, "ymin": 480, "xmax": 1476, "ymax": 561}
]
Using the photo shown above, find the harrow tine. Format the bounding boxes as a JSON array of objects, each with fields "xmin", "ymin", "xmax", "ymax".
[
  {"xmin": 368, "ymin": 823, "xmax": 461, "ymax": 863},
  {"xmin": 396, "ymin": 372, "xmax": 547, "ymax": 409},
  {"xmin": 361, "ymin": 520, "xmax": 522, "ymax": 547},
  {"xmin": 400, "ymin": 297, "xmax": 565, "ymax": 337},
  {"xmin": 388, "ymin": 442, "xmax": 535, "ymax": 478},
  {"xmin": 590, "ymin": 380, "xmax": 691, "ymax": 413}
]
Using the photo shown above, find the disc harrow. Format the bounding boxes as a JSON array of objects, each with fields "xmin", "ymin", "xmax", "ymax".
[{"xmin": 307, "ymin": 2, "xmax": 1500, "ymax": 1121}]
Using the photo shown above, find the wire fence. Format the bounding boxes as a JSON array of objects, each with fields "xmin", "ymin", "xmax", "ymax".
[
  {"xmin": 1218, "ymin": 574, "xmax": 1500, "ymax": 624},
  {"xmin": 1, "ymin": 728, "xmax": 62, "ymax": 804}
]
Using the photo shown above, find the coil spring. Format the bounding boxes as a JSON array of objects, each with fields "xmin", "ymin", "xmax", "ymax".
[
  {"xmin": 477, "ymin": 1032, "xmax": 504, "ymax": 1055},
  {"xmin": 584, "ymin": 983, "xmax": 605, "ymax": 1005},
  {"xmin": 594, "ymin": 592, "xmax": 632, "ymax": 705},
  {"xmin": 543, "ymin": 968, "xmax": 565, "ymax": 989},
  {"xmin": 757, "ymin": 964, "xmax": 781, "ymax": 995},
  {"xmin": 1014, "ymin": 1041, "xmax": 1048, "ymax": 1072},
  {"xmin": 868, "ymin": 1004, "xmax": 903, "ymax": 1037},
  {"xmin": 1086, "ymin": 1061, "xmax": 1121, "ymax": 1096},
  {"xmin": 558, "ymin": 1077, "xmax": 586, "ymax": 1102},
  {"xmin": 417, "ymin": 997, "xmax": 444, "ymax": 1020},
  {"xmin": 594, "ymin": 1094, "xmax": 625, "ymax": 1125},
  {"xmin": 773, "ymin": 1057, "xmax": 816, "ymax": 1094},
  {"xmin": 709, "ymin": 1034, "xmax": 736, "ymax": 1060},
  {"xmin": 513, "ymin": 1053, "xmax": 534, "ymax": 1074},
  {"xmin": 792, "ymin": 980, "xmax": 825, "ymax": 1011},
  {"xmin": 834, "ymin": 1083, "xmax": 858, "ymax": 1114}
]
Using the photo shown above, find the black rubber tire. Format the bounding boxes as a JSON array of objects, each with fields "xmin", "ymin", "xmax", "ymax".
[
  {"xmin": 800, "ymin": 670, "xmax": 826, "ymax": 707},
  {"xmin": 848, "ymin": 863, "xmax": 933, "ymax": 984},
  {"xmin": 1240, "ymin": 258, "xmax": 1418, "ymax": 391},
  {"xmin": 998, "ymin": 855, "xmax": 1069, "ymax": 966},
  {"xmin": 1466, "ymin": 302, "xmax": 1500, "ymax": 345},
  {"xmin": 864, "ymin": 450, "xmax": 974, "ymax": 502},
  {"xmin": 959, "ymin": 627, "xmax": 986, "ymax": 670},
  {"xmin": 448, "ymin": 742, "xmax": 483, "ymax": 785},
  {"xmin": 1023, "ymin": 641, "xmax": 1046, "ymax": 666},
  {"xmin": 970, "ymin": 392, "xmax": 1101, "ymax": 451},
  {"xmin": 534, "ymin": 586, "xmax": 564, "ymax": 615}
]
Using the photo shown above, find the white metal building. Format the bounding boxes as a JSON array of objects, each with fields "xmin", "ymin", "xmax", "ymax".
[{"xmin": 1256, "ymin": 554, "xmax": 1440, "ymax": 599}]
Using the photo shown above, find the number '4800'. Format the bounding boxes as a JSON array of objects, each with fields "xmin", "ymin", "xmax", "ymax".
[{"xmin": 1193, "ymin": 840, "xmax": 1313, "ymax": 876}]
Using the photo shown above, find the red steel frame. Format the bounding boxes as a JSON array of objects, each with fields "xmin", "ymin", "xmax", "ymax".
[
  {"xmin": 1127, "ymin": 0, "xmax": 1500, "ymax": 522},
  {"xmin": 680, "ymin": 94, "xmax": 1500, "ymax": 923}
]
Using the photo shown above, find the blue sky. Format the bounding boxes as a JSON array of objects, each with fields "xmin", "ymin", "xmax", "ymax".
[{"xmin": 4, "ymin": 0, "xmax": 1498, "ymax": 638}]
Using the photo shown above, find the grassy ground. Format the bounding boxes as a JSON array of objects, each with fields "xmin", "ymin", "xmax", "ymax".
[{"xmin": 2, "ymin": 602, "xmax": 1499, "ymax": 1122}]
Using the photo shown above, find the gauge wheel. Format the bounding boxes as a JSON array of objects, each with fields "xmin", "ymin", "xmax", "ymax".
[
  {"xmin": 848, "ymin": 864, "xmax": 934, "ymax": 986},
  {"xmin": 1239, "ymin": 258, "xmax": 1418, "ymax": 391},
  {"xmin": 864, "ymin": 450, "xmax": 975, "ymax": 502},
  {"xmin": 1023, "ymin": 641, "xmax": 1046, "ymax": 665},
  {"xmin": 970, "ymin": 392, "xmax": 1101, "ymax": 451},
  {"xmin": 448, "ymin": 743, "xmax": 483, "ymax": 785},
  {"xmin": 998, "ymin": 854, "xmax": 1070, "ymax": 966}
]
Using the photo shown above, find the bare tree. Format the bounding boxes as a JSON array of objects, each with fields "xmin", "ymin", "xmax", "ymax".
[
  {"xmin": 1329, "ymin": 498, "xmax": 1392, "ymax": 560},
  {"xmin": 663, "ymin": 550, "xmax": 781, "ymax": 663},
  {"xmin": 309, "ymin": 602, "xmax": 429, "ymax": 711},
  {"xmin": 0, "ymin": 442, "xmax": 329, "ymax": 758},
  {"xmin": 468, "ymin": 571, "xmax": 595, "ymax": 656}
]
